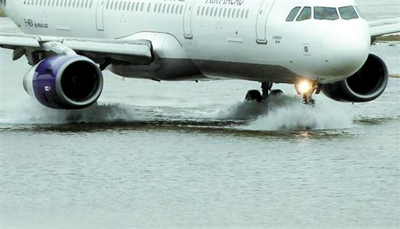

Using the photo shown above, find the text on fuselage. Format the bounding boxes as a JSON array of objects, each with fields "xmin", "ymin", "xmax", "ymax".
[
  {"xmin": 23, "ymin": 19, "xmax": 48, "ymax": 29},
  {"xmin": 205, "ymin": 0, "xmax": 245, "ymax": 6}
]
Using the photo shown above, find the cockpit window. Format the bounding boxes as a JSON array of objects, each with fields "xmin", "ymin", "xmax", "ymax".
[
  {"xmin": 286, "ymin": 7, "xmax": 301, "ymax": 22},
  {"xmin": 297, "ymin": 7, "xmax": 312, "ymax": 21},
  {"xmin": 339, "ymin": 6, "xmax": 359, "ymax": 20},
  {"xmin": 354, "ymin": 6, "xmax": 364, "ymax": 18},
  {"xmin": 314, "ymin": 7, "xmax": 339, "ymax": 20}
]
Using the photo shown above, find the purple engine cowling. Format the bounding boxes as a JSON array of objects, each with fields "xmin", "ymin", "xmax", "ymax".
[{"xmin": 23, "ymin": 55, "xmax": 103, "ymax": 109}]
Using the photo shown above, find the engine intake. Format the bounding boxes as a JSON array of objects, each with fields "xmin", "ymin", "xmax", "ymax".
[
  {"xmin": 321, "ymin": 54, "xmax": 388, "ymax": 103},
  {"xmin": 23, "ymin": 55, "xmax": 103, "ymax": 109}
]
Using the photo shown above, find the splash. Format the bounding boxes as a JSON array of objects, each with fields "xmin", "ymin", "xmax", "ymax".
[
  {"xmin": 0, "ymin": 92, "xmax": 354, "ymax": 131},
  {"xmin": 0, "ymin": 98, "xmax": 151, "ymax": 125},
  {"xmin": 216, "ymin": 95, "xmax": 354, "ymax": 131}
]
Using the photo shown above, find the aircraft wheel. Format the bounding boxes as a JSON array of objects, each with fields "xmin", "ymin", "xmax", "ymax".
[{"xmin": 245, "ymin": 90, "xmax": 263, "ymax": 102}]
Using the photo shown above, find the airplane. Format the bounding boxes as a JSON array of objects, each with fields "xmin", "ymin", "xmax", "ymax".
[{"xmin": 0, "ymin": 0, "xmax": 399, "ymax": 109}]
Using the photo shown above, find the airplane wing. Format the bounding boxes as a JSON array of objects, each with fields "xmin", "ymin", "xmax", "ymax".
[
  {"xmin": 368, "ymin": 18, "xmax": 400, "ymax": 38},
  {"xmin": 0, "ymin": 33, "xmax": 153, "ymax": 65}
]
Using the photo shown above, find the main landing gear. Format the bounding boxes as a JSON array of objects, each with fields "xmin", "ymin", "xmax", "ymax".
[{"xmin": 245, "ymin": 82, "xmax": 283, "ymax": 102}]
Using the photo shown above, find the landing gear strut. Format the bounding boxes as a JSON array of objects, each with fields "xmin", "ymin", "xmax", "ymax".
[
  {"xmin": 302, "ymin": 92, "xmax": 315, "ymax": 105},
  {"xmin": 295, "ymin": 80, "xmax": 319, "ymax": 105},
  {"xmin": 245, "ymin": 82, "xmax": 283, "ymax": 102}
]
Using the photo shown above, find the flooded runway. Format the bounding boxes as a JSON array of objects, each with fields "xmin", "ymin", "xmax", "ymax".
[{"xmin": 1, "ymin": 1, "xmax": 400, "ymax": 228}]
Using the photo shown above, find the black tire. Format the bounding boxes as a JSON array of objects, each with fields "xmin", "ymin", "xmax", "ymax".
[
  {"xmin": 245, "ymin": 90, "xmax": 263, "ymax": 102},
  {"xmin": 270, "ymin": 89, "xmax": 283, "ymax": 97}
]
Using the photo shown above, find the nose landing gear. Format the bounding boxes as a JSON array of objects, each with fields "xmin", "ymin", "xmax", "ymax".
[
  {"xmin": 245, "ymin": 82, "xmax": 283, "ymax": 102},
  {"xmin": 295, "ymin": 80, "xmax": 320, "ymax": 105},
  {"xmin": 302, "ymin": 91, "xmax": 316, "ymax": 105}
]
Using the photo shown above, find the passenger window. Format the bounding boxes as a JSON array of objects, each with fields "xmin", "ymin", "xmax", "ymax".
[
  {"xmin": 286, "ymin": 7, "xmax": 301, "ymax": 22},
  {"xmin": 339, "ymin": 6, "xmax": 359, "ymax": 20},
  {"xmin": 314, "ymin": 7, "xmax": 339, "ymax": 20},
  {"xmin": 297, "ymin": 7, "xmax": 311, "ymax": 21}
]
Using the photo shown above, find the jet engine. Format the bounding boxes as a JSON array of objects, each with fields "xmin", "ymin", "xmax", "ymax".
[
  {"xmin": 321, "ymin": 54, "xmax": 388, "ymax": 103},
  {"xmin": 23, "ymin": 55, "xmax": 103, "ymax": 109}
]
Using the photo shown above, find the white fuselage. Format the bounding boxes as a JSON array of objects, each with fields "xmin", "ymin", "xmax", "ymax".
[{"xmin": 3, "ymin": 0, "xmax": 371, "ymax": 84}]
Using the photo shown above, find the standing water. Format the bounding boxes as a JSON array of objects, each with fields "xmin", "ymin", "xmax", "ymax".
[{"xmin": 1, "ymin": 1, "xmax": 400, "ymax": 228}]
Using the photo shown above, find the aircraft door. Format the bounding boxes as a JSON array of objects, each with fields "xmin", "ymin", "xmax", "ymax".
[
  {"xmin": 256, "ymin": 0, "xmax": 275, "ymax": 44},
  {"xmin": 96, "ymin": 0, "xmax": 105, "ymax": 31},
  {"xmin": 183, "ymin": 0, "xmax": 196, "ymax": 39}
]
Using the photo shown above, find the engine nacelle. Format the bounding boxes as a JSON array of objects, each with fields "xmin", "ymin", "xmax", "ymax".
[
  {"xmin": 321, "ymin": 54, "xmax": 388, "ymax": 103},
  {"xmin": 23, "ymin": 55, "xmax": 103, "ymax": 109}
]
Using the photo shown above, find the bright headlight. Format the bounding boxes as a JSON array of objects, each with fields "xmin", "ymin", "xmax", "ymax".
[{"xmin": 296, "ymin": 80, "xmax": 313, "ymax": 95}]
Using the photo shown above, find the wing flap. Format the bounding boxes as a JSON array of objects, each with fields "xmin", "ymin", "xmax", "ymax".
[
  {"xmin": 63, "ymin": 39, "xmax": 152, "ymax": 59},
  {"xmin": 0, "ymin": 33, "xmax": 40, "ymax": 48},
  {"xmin": 369, "ymin": 18, "xmax": 400, "ymax": 38},
  {"xmin": 0, "ymin": 33, "xmax": 153, "ymax": 64},
  {"xmin": 370, "ymin": 23, "xmax": 400, "ymax": 37}
]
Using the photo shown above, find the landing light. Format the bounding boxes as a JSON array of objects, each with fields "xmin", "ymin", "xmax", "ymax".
[{"xmin": 296, "ymin": 80, "xmax": 313, "ymax": 95}]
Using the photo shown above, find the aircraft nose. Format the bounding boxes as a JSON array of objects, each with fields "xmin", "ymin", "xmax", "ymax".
[{"xmin": 321, "ymin": 20, "xmax": 370, "ymax": 80}]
